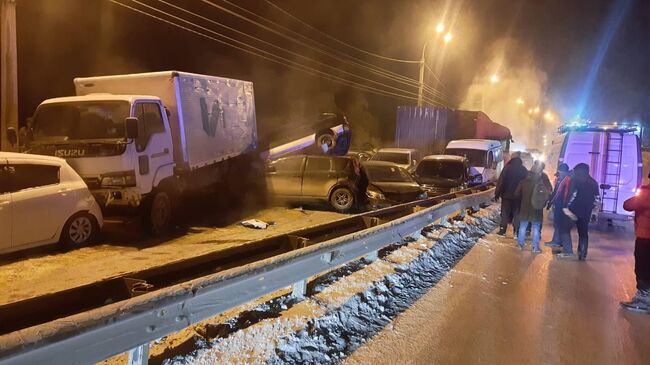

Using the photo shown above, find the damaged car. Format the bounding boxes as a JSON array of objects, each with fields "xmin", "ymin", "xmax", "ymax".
[{"xmin": 360, "ymin": 161, "xmax": 427, "ymax": 209}]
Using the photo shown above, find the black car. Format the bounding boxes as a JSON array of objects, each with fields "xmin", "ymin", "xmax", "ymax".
[
  {"xmin": 360, "ymin": 161, "xmax": 427, "ymax": 209},
  {"xmin": 413, "ymin": 155, "xmax": 481, "ymax": 196}
]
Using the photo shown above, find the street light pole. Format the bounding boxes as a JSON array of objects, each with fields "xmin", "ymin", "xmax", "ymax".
[
  {"xmin": 417, "ymin": 41, "xmax": 429, "ymax": 107},
  {"xmin": 1, "ymin": 0, "xmax": 18, "ymax": 151}
]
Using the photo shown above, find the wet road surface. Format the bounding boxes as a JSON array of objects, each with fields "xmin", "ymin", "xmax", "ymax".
[{"xmin": 345, "ymin": 222, "xmax": 650, "ymax": 365}]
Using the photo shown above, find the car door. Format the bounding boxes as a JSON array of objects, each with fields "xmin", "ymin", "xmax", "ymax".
[
  {"xmin": 10, "ymin": 162, "xmax": 64, "ymax": 247},
  {"xmin": 266, "ymin": 156, "xmax": 305, "ymax": 198},
  {"xmin": 0, "ymin": 159, "xmax": 11, "ymax": 249},
  {"xmin": 133, "ymin": 101, "xmax": 174, "ymax": 195},
  {"xmin": 301, "ymin": 156, "xmax": 335, "ymax": 198}
]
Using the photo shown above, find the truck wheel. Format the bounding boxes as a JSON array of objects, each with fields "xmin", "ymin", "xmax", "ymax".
[
  {"xmin": 330, "ymin": 187, "xmax": 354, "ymax": 213},
  {"xmin": 60, "ymin": 212, "xmax": 98, "ymax": 247},
  {"xmin": 146, "ymin": 189, "xmax": 175, "ymax": 237},
  {"xmin": 316, "ymin": 130, "xmax": 336, "ymax": 153}
]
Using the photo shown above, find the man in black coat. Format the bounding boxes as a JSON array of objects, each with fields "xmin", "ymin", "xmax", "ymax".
[
  {"xmin": 557, "ymin": 163, "xmax": 600, "ymax": 260},
  {"xmin": 495, "ymin": 156, "xmax": 529, "ymax": 236}
]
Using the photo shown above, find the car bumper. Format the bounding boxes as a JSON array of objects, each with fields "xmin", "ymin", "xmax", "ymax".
[{"xmin": 91, "ymin": 187, "xmax": 142, "ymax": 209}]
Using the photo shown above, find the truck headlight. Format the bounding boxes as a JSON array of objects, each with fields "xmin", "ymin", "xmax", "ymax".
[
  {"xmin": 100, "ymin": 170, "xmax": 136, "ymax": 187},
  {"xmin": 366, "ymin": 186, "xmax": 385, "ymax": 200},
  {"xmin": 418, "ymin": 192, "xmax": 428, "ymax": 200}
]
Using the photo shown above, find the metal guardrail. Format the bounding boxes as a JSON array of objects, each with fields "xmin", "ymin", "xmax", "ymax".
[{"xmin": 0, "ymin": 187, "xmax": 494, "ymax": 365}]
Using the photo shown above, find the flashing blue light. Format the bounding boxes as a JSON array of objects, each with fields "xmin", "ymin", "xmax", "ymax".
[{"xmin": 574, "ymin": 0, "xmax": 633, "ymax": 117}]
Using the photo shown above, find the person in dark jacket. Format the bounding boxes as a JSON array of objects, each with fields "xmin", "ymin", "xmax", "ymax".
[
  {"xmin": 545, "ymin": 163, "xmax": 570, "ymax": 247},
  {"xmin": 557, "ymin": 163, "xmax": 599, "ymax": 260},
  {"xmin": 621, "ymin": 180, "xmax": 650, "ymax": 313},
  {"xmin": 514, "ymin": 163, "xmax": 552, "ymax": 252},
  {"xmin": 495, "ymin": 157, "xmax": 528, "ymax": 236}
]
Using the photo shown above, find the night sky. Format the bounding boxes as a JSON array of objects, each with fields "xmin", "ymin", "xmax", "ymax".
[{"xmin": 16, "ymin": 0, "xmax": 650, "ymax": 144}]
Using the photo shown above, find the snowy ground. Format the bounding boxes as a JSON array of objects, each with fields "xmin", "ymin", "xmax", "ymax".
[
  {"xmin": 345, "ymin": 219, "xmax": 650, "ymax": 365},
  {"xmin": 0, "ymin": 207, "xmax": 347, "ymax": 305},
  {"xmin": 99, "ymin": 205, "xmax": 499, "ymax": 365}
]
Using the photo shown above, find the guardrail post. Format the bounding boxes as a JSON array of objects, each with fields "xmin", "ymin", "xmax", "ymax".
[
  {"xmin": 292, "ymin": 280, "xmax": 307, "ymax": 299},
  {"xmin": 127, "ymin": 343, "xmax": 149, "ymax": 365}
]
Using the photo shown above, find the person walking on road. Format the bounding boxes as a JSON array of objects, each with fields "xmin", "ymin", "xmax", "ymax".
[
  {"xmin": 545, "ymin": 163, "xmax": 570, "ymax": 247},
  {"xmin": 621, "ymin": 178, "xmax": 650, "ymax": 314},
  {"xmin": 514, "ymin": 162, "xmax": 552, "ymax": 252},
  {"xmin": 495, "ymin": 156, "xmax": 528, "ymax": 237},
  {"xmin": 557, "ymin": 163, "xmax": 599, "ymax": 260}
]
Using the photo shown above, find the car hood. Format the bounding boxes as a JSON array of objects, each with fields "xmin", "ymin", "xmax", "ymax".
[
  {"xmin": 416, "ymin": 176, "xmax": 464, "ymax": 188},
  {"xmin": 371, "ymin": 181, "xmax": 423, "ymax": 194}
]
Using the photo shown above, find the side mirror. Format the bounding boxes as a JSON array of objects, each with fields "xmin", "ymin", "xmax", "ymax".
[
  {"xmin": 6, "ymin": 127, "xmax": 17, "ymax": 147},
  {"xmin": 412, "ymin": 159, "xmax": 417, "ymax": 166},
  {"xmin": 600, "ymin": 184, "xmax": 612, "ymax": 190},
  {"xmin": 125, "ymin": 117, "xmax": 139, "ymax": 139}
]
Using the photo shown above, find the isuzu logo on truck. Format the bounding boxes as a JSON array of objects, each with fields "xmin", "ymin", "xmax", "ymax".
[{"xmin": 55, "ymin": 149, "xmax": 86, "ymax": 157}]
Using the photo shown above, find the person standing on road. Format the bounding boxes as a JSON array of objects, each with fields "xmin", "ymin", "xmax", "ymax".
[
  {"xmin": 557, "ymin": 163, "xmax": 599, "ymax": 260},
  {"xmin": 514, "ymin": 162, "xmax": 552, "ymax": 252},
  {"xmin": 495, "ymin": 156, "xmax": 528, "ymax": 236},
  {"xmin": 620, "ymin": 179, "xmax": 650, "ymax": 313},
  {"xmin": 545, "ymin": 163, "xmax": 570, "ymax": 247}
]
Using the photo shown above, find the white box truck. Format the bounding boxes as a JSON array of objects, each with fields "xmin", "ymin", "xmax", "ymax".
[
  {"xmin": 18, "ymin": 71, "xmax": 258, "ymax": 235},
  {"xmin": 547, "ymin": 124, "xmax": 642, "ymax": 222}
]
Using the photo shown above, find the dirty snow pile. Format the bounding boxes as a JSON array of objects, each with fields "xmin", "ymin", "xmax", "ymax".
[{"xmin": 163, "ymin": 206, "xmax": 499, "ymax": 365}]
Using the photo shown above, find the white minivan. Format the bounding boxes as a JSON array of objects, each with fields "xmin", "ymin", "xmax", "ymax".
[
  {"xmin": 444, "ymin": 139, "xmax": 504, "ymax": 183},
  {"xmin": 0, "ymin": 152, "xmax": 103, "ymax": 253}
]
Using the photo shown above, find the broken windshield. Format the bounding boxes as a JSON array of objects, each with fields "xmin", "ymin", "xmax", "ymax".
[{"xmin": 32, "ymin": 101, "xmax": 129, "ymax": 142}]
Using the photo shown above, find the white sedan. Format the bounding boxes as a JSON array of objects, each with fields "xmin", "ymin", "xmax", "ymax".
[{"xmin": 0, "ymin": 152, "xmax": 103, "ymax": 253}]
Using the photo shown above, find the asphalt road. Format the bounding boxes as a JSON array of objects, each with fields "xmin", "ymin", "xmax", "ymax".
[{"xmin": 345, "ymin": 221, "xmax": 650, "ymax": 365}]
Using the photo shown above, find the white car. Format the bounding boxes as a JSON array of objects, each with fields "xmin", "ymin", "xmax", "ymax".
[{"xmin": 0, "ymin": 152, "xmax": 103, "ymax": 253}]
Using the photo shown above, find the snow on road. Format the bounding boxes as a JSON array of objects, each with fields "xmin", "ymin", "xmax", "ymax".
[
  {"xmin": 344, "ymin": 220, "xmax": 650, "ymax": 365},
  {"xmin": 0, "ymin": 207, "xmax": 347, "ymax": 305},
  {"xmin": 151, "ymin": 205, "xmax": 499, "ymax": 364}
]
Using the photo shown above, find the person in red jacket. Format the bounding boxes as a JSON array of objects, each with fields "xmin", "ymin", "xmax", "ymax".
[{"xmin": 621, "ymin": 180, "xmax": 650, "ymax": 314}]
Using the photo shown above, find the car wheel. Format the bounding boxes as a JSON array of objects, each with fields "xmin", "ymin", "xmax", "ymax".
[
  {"xmin": 330, "ymin": 187, "xmax": 354, "ymax": 212},
  {"xmin": 316, "ymin": 130, "xmax": 336, "ymax": 152},
  {"xmin": 146, "ymin": 190, "xmax": 175, "ymax": 237},
  {"xmin": 61, "ymin": 212, "xmax": 98, "ymax": 247}
]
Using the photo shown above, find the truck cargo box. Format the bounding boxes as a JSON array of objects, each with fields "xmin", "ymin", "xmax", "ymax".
[
  {"xmin": 395, "ymin": 106, "xmax": 450, "ymax": 156},
  {"xmin": 74, "ymin": 71, "xmax": 257, "ymax": 171}
]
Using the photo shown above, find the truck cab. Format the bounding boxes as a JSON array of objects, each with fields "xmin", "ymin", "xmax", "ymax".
[{"xmin": 26, "ymin": 94, "xmax": 174, "ymax": 212}]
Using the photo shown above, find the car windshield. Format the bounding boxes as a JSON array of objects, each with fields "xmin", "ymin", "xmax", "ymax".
[
  {"xmin": 445, "ymin": 148, "xmax": 486, "ymax": 167},
  {"xmin": 372, "ymin": 152, "xmax": 409, "ymax": 165},
  {"xmin": 33, "ymin": 101, "xmax": 130, "ymax": 141},
  {"xmin": 416, "ymin": 160, "xmax": 465, "ymax": 179},
  {"xmin": 365, "ymin": 165, "xmax": 413, "ymax": 183}
]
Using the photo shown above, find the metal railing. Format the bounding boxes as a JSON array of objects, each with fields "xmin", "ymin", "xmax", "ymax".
[{"xmin": 0, "ymin": 186, "xmax": 494, "ymax": 365}]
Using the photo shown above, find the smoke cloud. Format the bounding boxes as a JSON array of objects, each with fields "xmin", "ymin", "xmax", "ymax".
[{"xmin": 459, "ymin": 38, "xmax": 557, "ymax": 151}]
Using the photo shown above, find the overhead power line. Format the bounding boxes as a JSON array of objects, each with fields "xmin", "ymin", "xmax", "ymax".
[
  {"xmin": 108, "ymin": 0, "xmax": 444, "ymax": 105},
  {"xmin": 264, "ymin": 0, "xmax": 421, "ymax": 64},
  {"xmin": 207, "ymin": 0, "xmax": 449, "ymax": 101},
  {"xmin": 151, "ymin": 0, "xmax": 448, "ymax": 104}
]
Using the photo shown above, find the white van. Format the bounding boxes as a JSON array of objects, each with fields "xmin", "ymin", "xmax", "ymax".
[
  {"xmin": 1, "ymin": 152, "xmax": 103, "ymax": 253},
  {"xmin": 371, "ymin": 148, "xmax": 420, "ymax": 173},
  {"xmin": 444, "ymin": 139, "xmax": 504, "ymax": 183},
  {"xmin": 547, "ymin": 126, "xmax": 641, "ymax": 221}
]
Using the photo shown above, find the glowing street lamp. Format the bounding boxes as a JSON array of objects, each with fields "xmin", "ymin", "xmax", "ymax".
[
  {"xmin": 436, "ymin": 23, "xmax": 445, "ymax": 34},
  {"xmin": 490, "ymin": 74, "xmax": 499, "ymax": 84},
  {"xmin": 544, "ymin": 111, "xmax": 554, "ymax": 121},
  {"xmin": 516, "ymin": 97, "xmax": 524, "ymax": 105},
  {"xmin": 443, "ymin": 32, "xmax": 453, "ymax": 43},
  {"xmin": 533, "ymin": 106, "xmax": 540, "ymax": 114}
]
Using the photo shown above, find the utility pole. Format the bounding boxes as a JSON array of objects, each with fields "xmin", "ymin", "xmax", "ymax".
[
  {"xmin": 417, "ymin": 42, "xmax": 428, "ymax": 107},
  {"xmin": 1, "ymin": 0, "xmax": 18, "ymax": 151}
]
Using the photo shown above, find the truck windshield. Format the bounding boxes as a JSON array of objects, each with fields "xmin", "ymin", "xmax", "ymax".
[
  {"xmin": 416, "ymin": 160, "xmax": 464, "ymax": 179},
  {"xmin": 33, "ymin": 101, "xmax": 129, "ymax": 141},
  {"xmin": 372, "ymin": 152, "xmax": 409, "ymax": 165},
  {"xmin": 445, "ymin": 148, "xmax": 486, "ymax": 168}
]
